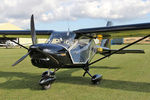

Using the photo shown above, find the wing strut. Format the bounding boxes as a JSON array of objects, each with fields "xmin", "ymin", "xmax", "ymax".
[
  {"xmin": 9, "ymin": 39, "xmax": 29, "ymax": 50},
  {"xmin": 4, "ymin": 37, "xmax": 29, "ymax": 50},
  {"xmin": 88, "ymin": 34, "xmax": 150, "ymax": 66}
]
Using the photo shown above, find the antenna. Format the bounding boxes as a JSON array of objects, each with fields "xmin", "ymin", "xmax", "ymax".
[
  {"xmin": 66, "ymin": 10, "xmax": 71, "ymax": 35},
  {"xmin": 66, "ymin": 17, "xmax": 71, "ymax": 32},
  {"xmin": 67, "ymin": 28, "xmax": 70, "ymax": 36}
]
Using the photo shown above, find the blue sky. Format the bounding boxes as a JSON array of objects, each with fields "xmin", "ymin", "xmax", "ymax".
[
  {"xmin": 36, "ymin": 15, "xmax": 150, "ymax": 31},
  {"xmin": 0, "ymin": 0, "xmax": 150, "ymax": 31}
]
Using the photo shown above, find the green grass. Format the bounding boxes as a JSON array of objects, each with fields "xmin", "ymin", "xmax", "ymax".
[{"xmin": 0, "ymin": 45, "xmax": 150, "ymax": 100}]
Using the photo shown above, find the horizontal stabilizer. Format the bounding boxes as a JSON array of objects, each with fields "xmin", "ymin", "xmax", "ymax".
[
  {"xmin": 109, "ymin": 49, "xmax": 145, "ymax": 54},
  {"xmin": 97, "ymin": 46, "xmax": 145, "ymax": 55}
]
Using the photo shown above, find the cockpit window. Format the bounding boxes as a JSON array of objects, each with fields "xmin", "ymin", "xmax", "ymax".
[{"xmin": 48, "ymin": 31, "xmax": 76, "ymax": 49}]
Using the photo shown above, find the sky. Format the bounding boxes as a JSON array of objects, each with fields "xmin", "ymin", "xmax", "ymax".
[{"xmin": 0, "ymin": 0, "xmax": 150, "ymax": 31}]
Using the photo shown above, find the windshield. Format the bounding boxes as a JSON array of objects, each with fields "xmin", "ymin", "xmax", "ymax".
[{"xmin": 48, "ymin": 31, "xmax": 76, "ymax": 49}]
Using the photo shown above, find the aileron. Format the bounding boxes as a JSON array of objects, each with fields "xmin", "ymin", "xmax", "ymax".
[
  {"xmin": 0, "ymin": 30, "xmax": 53, "ymax": 38},
  {"xmin": 74, "ymin": 23, "xmax": 150, "ymax": 38}
]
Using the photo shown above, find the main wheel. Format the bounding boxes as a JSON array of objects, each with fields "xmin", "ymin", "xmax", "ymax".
[
  {"xmin": 91, "ymin": 74, "xmax": 102, "ymax": 84},
  {"xmin": 93, "ymin": 80, "xmax": 100, "ymax": 85}
]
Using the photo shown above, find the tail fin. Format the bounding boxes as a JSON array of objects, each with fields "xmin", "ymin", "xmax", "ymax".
[
  {"xmin": 106, "ymin": 21, "xmax": 113, "ymax": 27},
  {"xmin": 97, "ymin": 21, "xmax": 145, "ymax": 55},
  {"xmin": 100, "ymin": 39, "xmax": 111, "ymax": 49},
  {"xmin": 100, "ymin": 21, "xmax": 112, "ymax": 49}
]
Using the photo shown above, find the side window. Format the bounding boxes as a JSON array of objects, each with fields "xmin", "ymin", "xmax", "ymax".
[
  {"xmin": 51, "ymin": 38, "xmax": 63, "ymax": 44},
  {"xmin": 69, "ymin": 39, "xmax": 91, "ymax": 64}
]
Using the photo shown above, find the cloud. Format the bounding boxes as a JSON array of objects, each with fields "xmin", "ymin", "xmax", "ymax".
[{"xmin": 0, "ymin": 0, "xmax": 150, "ymax": 28}]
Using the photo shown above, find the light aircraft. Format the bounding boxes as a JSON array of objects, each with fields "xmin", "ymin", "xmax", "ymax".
[
  {"xmin": 0, "ymin": 40, "xmax": 18, "ymax": 48},
  {"xmin": 0, "ymin": 15, "xmax": 150, "ymax": 89}
]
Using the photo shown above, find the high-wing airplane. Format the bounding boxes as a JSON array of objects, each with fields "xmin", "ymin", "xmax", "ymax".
[{"xmin": 0, "ymin": 15, "xmax": 150, "ymax": 89}]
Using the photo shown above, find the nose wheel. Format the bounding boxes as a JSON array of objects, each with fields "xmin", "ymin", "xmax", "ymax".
[
  {"xmin": 39, "ymin": 69, "xmax": 57, "ymax": 90},
  {"xmin": 39, "ymin": 75, "xmax": 54, "ymax": 90}
]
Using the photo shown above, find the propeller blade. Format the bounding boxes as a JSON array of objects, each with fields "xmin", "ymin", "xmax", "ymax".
[
  {"xmin": 12, "ymin": 51, "xmax": 31, "ymax": 66},
  {"xmin": 31, "ymin": 14, "xmax": 37, "ymax": 45}
]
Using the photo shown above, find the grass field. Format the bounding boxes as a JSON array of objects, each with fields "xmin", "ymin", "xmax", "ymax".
[{"xmin": 0, "ymin": 45, "xmax": 150, "ymax": 100}]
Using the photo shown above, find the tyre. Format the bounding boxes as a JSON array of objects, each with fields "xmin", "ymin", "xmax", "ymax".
[{"xmin": 91, "ymin": 74, "xmax": 102, "ymax": 85}]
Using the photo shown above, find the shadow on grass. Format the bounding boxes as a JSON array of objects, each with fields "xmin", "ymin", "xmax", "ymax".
[
  {"xmin": 57, "ymin": 69, "xmax": 150, "ymax": 93},
  {"xmin": 0, "ymin": 68, "xmax": 150, "ymax": 92},
  {"xmin": 0, "ymin": 71, "xmax": 41, "ymax": 90},
  {"xmin": 101, "ymin": 79, "xmax": 150, "ymax": 93}
]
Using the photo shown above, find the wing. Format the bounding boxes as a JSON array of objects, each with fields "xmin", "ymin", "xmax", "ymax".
[
  {"xmin": 0, "ymin": 30, "xmax": 53, "ymax": 38},
  {"xmin": 73, "ymin": 23, "xmax": 150, "ymax": 38}
]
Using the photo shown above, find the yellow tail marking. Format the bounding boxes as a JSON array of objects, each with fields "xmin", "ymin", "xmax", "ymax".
[{"xmin": 97, "ymin": 35, "xmax": 103, "ymax": 52}]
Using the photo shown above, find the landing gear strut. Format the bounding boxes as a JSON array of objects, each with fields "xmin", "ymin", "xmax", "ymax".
[
  {"xmin": 83, "ymin": 65, "xmax": 102, "ymax": 84},
  {"xmin": 39, "ymin": 69, "xmax": 57, "ymax": 90}
]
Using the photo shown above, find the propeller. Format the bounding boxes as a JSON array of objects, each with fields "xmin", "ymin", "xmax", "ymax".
[{"xmin": 12, "ymin": 14, "xmax": 36, "ymax": 66}]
